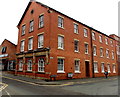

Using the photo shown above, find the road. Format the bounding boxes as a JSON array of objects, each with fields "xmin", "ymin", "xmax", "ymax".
[{"xmin": 1, "ymin": 74, "xmax": 119, "ymax": 96}]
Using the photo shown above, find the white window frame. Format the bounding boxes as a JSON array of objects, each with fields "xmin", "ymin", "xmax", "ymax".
[
  {"xmin": 85, "ymin": 43, "xmax": 88, "ymax": 54},
  {"xmin": 93, "ymin": 46, "xmax": 97, "ymax": 56},
  {"xmin": 100, "ymin": 48, "xmax": 103, "ymax": 57},
  {"xmin": 57, "ymin": 58, "xmax": 65, "ymax": 73},
  {"xmin": 99, "ymin": 35, "xmax": 102, "ymax": 43},
  {"xmin": 92, "ymin": 32, "xmax": 95, "ymax": 40},
  {"xmin": 19, "ymin": 60, "xmax": 23, "ymax": 71},
  {"xmin": 74, "ymin": 40, "xmax": 79, "ymax": 52},
  {"xmin": 20, "ymin": 40, "xmax": 25, "ymax": 52},
  {"xmin": 74, "ymin": 23, "xmax": 79, "ymax": 34},
  {"xmin": 38, "ymin": 58, "xmax": 45, "ymax": 72},
  {"xmin": 84, "ymin": 28, "xmax": 88, "ymax": 37},
  {"xmin": 39, "ymin": 14, "xmax": 44, "ymax": 28},
  {"xmin": 38, "ymin": 34, "xmax": 44, "ymax": 48},
  {"xmin": 106, "ymin": 49, "xmax": 109, "ymax": 58},
  {"xmin": 101, "ymin": 63, "xmax": 104, "ymax": 73},
  {"xmin": 27, "ymin": 59, "xmax": 32, "ymax": 71},
  {"xmin": 58, "ymin": 36, "xmax": 64, "ymax": 49},
  {"xmin": 107, "ymin": 64, "xmax": 111, "ymax": 73},
  {"xmin": 94, "ymin": 62, "xmax": 98, "ymax": 73},
  {"xmin": 28, "ymin": 38, "xmax": 33, "ymax": 50},
  {"xmin": 22, "ymin": 25, "xmax": 26, "ymax": 35},
  {"xmin": 29, "ymin": 20, "xmax": 34, "ymax": 32},
  {"xmin": 58, "ymin": 16, "xmax": 64, "ymax": 28},
  {"xmin": 75, "ymin": 60, "xmax": 80, "ymax": 73},
  {"xmin": 112, "ymin": 51, "xmax": 114, "ymax": 59},
  {"xmin": 105, "ymin": 38, "xmax": 108, "ymax": 45}
]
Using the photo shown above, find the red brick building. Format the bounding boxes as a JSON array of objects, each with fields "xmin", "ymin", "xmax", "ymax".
[
  {"xmin": 0, "ymin": 39, "xmax": 16, "ymax": 71},
  {"xmin": 16, "ymin": 1, "xmax": 118, "ymax": 80}
]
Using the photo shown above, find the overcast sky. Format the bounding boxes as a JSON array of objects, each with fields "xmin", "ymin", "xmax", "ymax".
[{"xmin": 0, "ymin": 0, "xmax": 119, "ymax": 45}]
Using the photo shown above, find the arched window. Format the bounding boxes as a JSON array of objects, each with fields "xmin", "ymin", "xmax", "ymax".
[
  {"xmin": 19, "ymin": 60, "xmax": 23, "ymax": 71},
  {"xmin": 27, "ymin": 60, "xmax": 32, "ymax": 71},
  {"xmin": 38, "ymin": 58, "xmax": 45, "ymax": 72}
]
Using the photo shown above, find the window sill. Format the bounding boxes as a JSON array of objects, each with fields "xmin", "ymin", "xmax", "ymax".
[
  {"xmin": 85, "ymin": 53, "xmax": 89, "ymax": 55},
  {"xmin": 58, "ymin": 26, "xmax": 65, "ymax": 29},
  {"xmin": 26, "ymin": 70, "xmax": 32, "ymax": 73},
  {"xmin": 29, "ymin": 31, "xmax": 34, "ymax": 33},
  {"xmin": 94, "ymin": 71, "xmax": 99, "ymax": 73},
  {"xmin": 84, "ymin": 36, "xmax": 88, "ymax": 38},
  {"xmin": 58, "ymin": 48, "xmax": 64, "ymax": 50},
  {"xmin": 57, "ymin": 71, "xmax": 65, "ymax": 73},
  {"xmin": 75, "ymin": 71, "xmax": 81, "ymax": 73},
  {"xmin": 74, "ymin": 32, "xmax": 79, "ymax": 34},
  {"xmin": 38, "ymin": 26, "xmax": 44, "ymax": 29},
  {"xmin": 74, "ymin": 51, "xmax": 80, "ymax": 53},
  {"xmin": 37, "ymin": 71, "xmax": 45, "ymax": 74},
  {"xmin": 18, "ymin": 70, "xmax": 23, "ymax": 72}
]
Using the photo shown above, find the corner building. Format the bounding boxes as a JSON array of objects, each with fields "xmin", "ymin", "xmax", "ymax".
[{"xmin": 16, "ymin": 1, "xmax": 118, "ymax": 80}]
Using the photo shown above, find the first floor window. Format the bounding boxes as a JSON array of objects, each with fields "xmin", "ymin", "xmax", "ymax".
[
  {"xmin": 27, "ymin": 60, "xmax": 32, "ymax": 71},
  {"xmin": 106, "ymin": 49, "xmax": 109, "ymax": 58},
  {"xmin": 58, "ymin": 16, "xmax": 64, "ymax": 28},
  {"xmin": 113, "ymin": 65, "xmax": 116, "ymax": 73},
  {"xmin": 38, "ymin": 34, "xmax": 44, "ymax": 48},
  {"xmin": 101, "ymin": 63, "xmax": 104, "ymax": 73},
  {"xmin": 112, "ymin": 51, "xmax": 114, "ymax": 59},
  {"xmin": 107, "ymin": 64, "xmax": 111, "ymax": 73},
  {"xmin": 75, "ymin": 60, "xmax": 80, "ymax": 73},
  {"xmin": 57, "ymin": 58, "xmax": 64, "ymax": 72},
  {"xmin": 100, "ymin": 48, "xmax": 103, "ymax": 57},
  {"xmin": 22, "ymin": 25, "xmax": 26, "ymax": 35},
  {"xmin": 28, "ymin": 38, "xmax": 33, "ymax": 50},
  {"xmin": 19, "ymin": 60, "xmax": 23, "ymax": 71},
  {"xmin": 85, "ymin": 44, "xmax": 88, "ymax": 54},
  {"xmin": 38, "ymin": 58, "xmax": 45, "ymax": 72},
  {"xmin": 93, "ymin": 46, "xmax": 97, "ymax": 56},
  {"xmin": 94, "ymin": 62, "xmax": 98, "ymax": 73},
  {"xmin": 58, "ymin": 36, "xmax": 64, "ymax": 49},
  {"xmin": 20, "ymin": 40, "xmax": 25, "ymax": 52},
  {"xmin": 74, "ymin": 40, "xmax": 79, "ymax": 52},
  {"xmin": 39, "ymin": 15, "xmax": 44, "ymax": 28}
]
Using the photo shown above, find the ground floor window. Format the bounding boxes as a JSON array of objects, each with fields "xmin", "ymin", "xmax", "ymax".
[
  {"xmin": 107, "ymin": 64, "xmax": 111, "ymax": 73},
  {"xmin": 101, "ymin": 63, "xmax": 104, "ymax": 73},
  {"xmin": 27, "ymin": 60, "xmax": 32, "ymax": 71},
  {"xmin": 19, "ymin": 60, "xmax": 23, "ymax": 71},
  {"xmin": 38, "ymin": 58, "xmax": 45, "ymax": 72},
  {"xmin": 75, "ymin": 60, "xmax": 80, "ymax": 73},
  {"xmin": 94, "ymin": 62, "xmax": 98, "ymax": 73},
  {"xmin": 113, "ymin": 65, "xmax": 116, "ymax": 73},
  {"xmin": 57, "ymin": 58, "xmax": 64, "ymax": 73}
]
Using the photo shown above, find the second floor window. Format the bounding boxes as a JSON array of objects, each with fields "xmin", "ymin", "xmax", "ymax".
[
  {"xmin": 84, "ymin": 28, "xmax": 88, "ymax": 37},
  {"xmin": 22, "ymin": 25, "xmax": 26, "ymax": 35},
  {"xmin": 58, "ymin": 36, "xmax": 64, "ymax": 49},
  {"xmin": 105, "ymin": 38, "xmax": 108, "ymax": 45},
  {"xmin": 93, "ymin": 46, "xmax": 97, "ymax": 56},
  {"xmin": 58, "ymin": 16, "xmax": 64, "ymax": 28},
  {"xmin": 20, "ymin": 40, "xmax": 25, "ymax": 52},
  {"xmin": 112, "ymin": 51, "xmax": 114, "ymax": 59},
  {"xmin": 100, "ymin": 48, "xmax": 103, "ymax": 57},
  {"xmin": 74, "ymin": 24, "xmax": 78, "ymax": 34},
  {"xmin": 39, "ymin": 15, "xmax": 44, "ymax": 28},
  {"xmin": 38, "ymin": 34, "xmax": 44, "ymax": 48},
  {"xmin": 85, "ymin": 44, "xmax": 88, "ymax": 54},
  {"xmin": 29, "ymin": 20, "xmax": 34, "ymax": 32},
  {"xmin": 99, "ymin": 35, "xmax": 102, "ymax": 43},
  {"xmin": 28, "ymin": 38, "xmax": 33, "ymax": 50},
  {"xmin": 74, "ymin": 40, "xmax": 79, "ymax": 52}
]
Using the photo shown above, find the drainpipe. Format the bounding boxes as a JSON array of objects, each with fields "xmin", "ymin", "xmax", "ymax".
[{"xmin": 90, "ymin": 29, "xmax": 94, "ymax": 78}]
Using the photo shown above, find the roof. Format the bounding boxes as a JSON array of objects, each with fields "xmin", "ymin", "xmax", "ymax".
[
  {"xmin": 1, "ymin": 39, "xmax": 17, "ymax": 46},
  {"xmin": 17, "ymin": 0, "xmax": 115, "ymax": 40}
]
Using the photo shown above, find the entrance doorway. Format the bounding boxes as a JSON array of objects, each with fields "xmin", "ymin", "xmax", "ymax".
[{"xmin": 85, "ymin": 61, "xmax": 90, "ymax": 77}]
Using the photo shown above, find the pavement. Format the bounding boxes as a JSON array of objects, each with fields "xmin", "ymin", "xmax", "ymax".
[{"xmin": 1, "ymin": 71, "xmax": 118, "ymax": 86}]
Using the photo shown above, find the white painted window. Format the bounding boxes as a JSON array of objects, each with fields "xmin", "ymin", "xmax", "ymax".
[
  {"xmin": 75, "ymin": 60, "xmax": 80, "ymax": 73},
  {"xmin": 85, "ymin": 44, "xmax": 88, "ymax": 54},
  {"xmin": 57, "ymin": 58, "xmax": 64, "ymax": 73},
  {"xmin": 19, "ymin": 60, "xmax": 23, "ymax": 71},
  {"xmin": 58, "ymin": 16, "xmax": 64, "ymax": 28},
  {"xmin": 84, "ymin": 28, "xmax": 88, "ymax": 37},
  {"xmin": 92, "ymin": 32, "xmax": 95, "ymax": 40},
  {"xmin": 113, "ymin": 65, "xmax": 116, "ymax": 73},
  {"xmin": 110, "ymin": 40, "xmax": 113, "ymax": 47},
  {"xmin": 101, "ymin": 63, "xmax": 104, "ymax": 73},
  {"xmin": 106, "ymin": 49, "xmax": 109, "ymax": 58},
  {"xmin": 105, "ymin": 38, "xmax": 108, "ymax": 45},
  {"xmin": 22, "ymin": 25, "xmax": 26, "ymax": 35},
  {"xmin": 20, "ymin": 40, "xmax": 25, "ymax": 52},
  {"xmin": 38, "ymin": 58, "xmax": 45, "ymax": 72},
  {"xmin": 93, "ymin": 46, "xmax": 97, "ymax": 56},
  {"xmin": 107, "ymin": 64, "xmax": 111, "ymax": 73},
  {"xmin": 58, "ymin": 36, "xmax": 64, "ymax": 49},
  {"xmin": 27, "ymin": 60, "xmax": 32, "ymax": 71},
  {"xmin": 74, "ymin": 24, "xmax": 78, "ymax": 34},
  {"xmin": 99, "ymin": 35, "xmax": 102, "ymax": 43},
  {"xmin": 100, "ymin": 48, "xmax": 103, "ymax": 57},
  {"xmin": 112, "ymin": 51, "xmax": 114, "ymax": 59},
  {"xmin": 39, "ymin": 15, "xmax": 44, "ymax": 28},
  {"xmin": 94, "ymin": 62, "xmax": 98, "ymax": 73},
  {"xmin": 38, "ymin": 34, "xmax": 44, "ymax": 48},
  {"xmin": 28, "ymin": 38, "xmax": 33, "ymax": 50},
  {"xmin": 74, "ymin": 40, "xmax": 79, "ymax": 52},
  {"xmin": 29, "ymin": 20, "xmax": 34, "ymax": 32}
]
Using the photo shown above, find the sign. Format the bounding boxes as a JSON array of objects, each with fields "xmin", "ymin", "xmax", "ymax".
[
  {"xmin": 68, "ymin": 73, "xmax": 73, "ymax": 78},
  {"xmin": 0, "ymin": 54, "xmax": 8, "ymax": 58}
]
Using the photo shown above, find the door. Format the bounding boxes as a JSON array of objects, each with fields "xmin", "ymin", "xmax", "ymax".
[{"xmin": 85, "ymin": 61, "xmax": 90, "ymax": 77}]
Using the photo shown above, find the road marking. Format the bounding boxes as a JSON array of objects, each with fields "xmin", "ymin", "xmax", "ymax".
[
  {"xmin": 0, "ymin": 82, "xmax": 8, "ymax": 92},
  {"xmin": 5, "ymin": 90, "xmax": 11, "ymax": 97}
]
